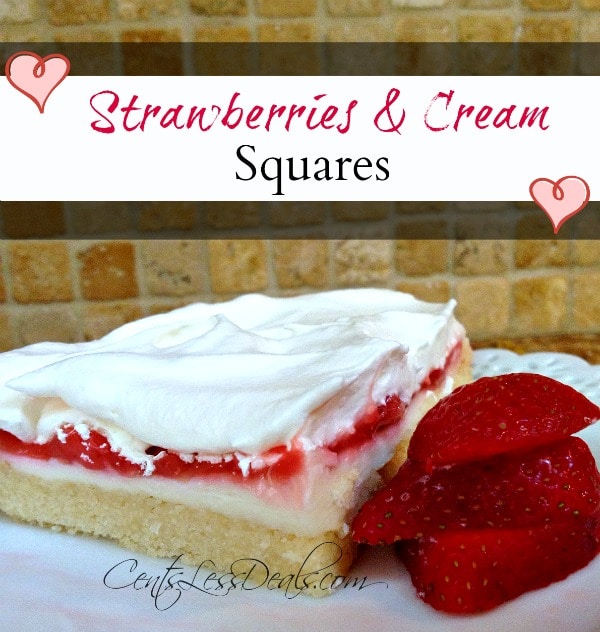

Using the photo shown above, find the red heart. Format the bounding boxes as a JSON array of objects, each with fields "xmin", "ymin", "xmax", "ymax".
[
  {"xmin": 5, "ymin": 51, "xmax": 70, "ymax": 113},
  {"xmin": 529, "ymin": 176, "xmax": 590, "ymax": 234}
]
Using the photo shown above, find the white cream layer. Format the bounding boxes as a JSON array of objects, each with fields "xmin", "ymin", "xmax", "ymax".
[{"xmin": 0, "ymin": 289, "xmax": 464, "ymax": 469}]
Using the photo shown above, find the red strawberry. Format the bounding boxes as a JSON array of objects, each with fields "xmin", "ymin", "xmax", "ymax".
[
  {"xmin": 353, "ymin": 372, "xmax": 600, "ymax": 613},
  {"xmin": 399, "ymin": 519, "xmax": 600, "ymax": 614},
  {"xmin": 352, "ymin": 437, "xmax": 600, "ymax": 544},
  {"xmin": 408, "ymin": 373, "xmax": 600, "ymax": 471}
]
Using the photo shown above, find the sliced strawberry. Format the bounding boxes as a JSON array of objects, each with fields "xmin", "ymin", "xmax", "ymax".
[
  {"xmin": 408, "ymin": 373, "xmax": 600, "ymax": 470},
  {"xmin": 352, "ymin": 437, "xmax": 600, "ymax": 544},
  {"xmin": 352, "ymin": 459, "xmax": 425, "ymax": 545},
  {"xmin": 399, "ymin": 519, "xmax": 600, "ymax": 614},
  {"xmin": 353, "ymin": 372, "xmax": 600, "ymax": 613}
]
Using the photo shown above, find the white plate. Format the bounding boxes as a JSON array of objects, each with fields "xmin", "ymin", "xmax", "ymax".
[{"xmin": 2, "ymin": 349, "xmax": 600, "ymax": 632}]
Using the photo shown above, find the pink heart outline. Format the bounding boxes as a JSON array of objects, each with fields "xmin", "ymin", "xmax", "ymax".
[
  {"xmin": 5, "ymin": 51, "xmax": 71, "ymax": 114},
  {"xmin": 529, "ymin": 175, "xmax": 591, "ymax": 235}
]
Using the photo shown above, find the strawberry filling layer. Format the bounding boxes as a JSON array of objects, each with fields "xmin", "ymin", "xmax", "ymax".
[
  {"xmin": 0, "ymin": 394, "xmax": 402, "ymax": 482},
  {"xmin": 0, "ymin": 427, "xmax": 304, "ymax": 481},
  {"xmin": 0, "ymin": 343, "xmax": 461, "ymax": 483}
]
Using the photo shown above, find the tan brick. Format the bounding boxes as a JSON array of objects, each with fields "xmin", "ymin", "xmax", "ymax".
[
  {"xmin": 78, "ymin": 242, "xmax": 138, "ymax": 300},
  {"xmin": 396, "ymin": 217, "xmax": 449, "ymax": 234},
  {"xmin": 515, "ymin": 240, "xmax": 569, "ymax": 269},
  {"xmin": 0, "ymin": 310, "xmax": 14, "ymax": 351},
  {"xmin": 453, "ymin": 240, "xmax": 511, "ymax": 275},
  {"xmin": 458, "ymin": 15, "xmax": 515, "ymax": 42},
  {"xmin": 394, "ymin": 17, "xmax": 454, "ymax": 42},
  {"xmin": 516, "ymin": 211, "xmax": 560, "ymax": 240},
  {"xmin": 273, "ymin": 240, "xmax": 328, "ymax": 289},
  {"xmin": 455, "ymin": 202, "xmax": 510, "ymax": 213},
  {"xmin": 524, "ymin": 0, "xmax": 572, "ymax": 9},
  {"xmin": 259, "ymin": 22, "xmax": 317, "ymax": 42},
  {"xmin": 580, "ymin": 18, "xmax": 600, "ymax": 40},
  {"xmin": 190, "ymin": 0, "xmax": 247, "ymax": 15},
  {"xmin": 393, "ymin": 0, "xmax": 447, "ymax": 9},
  {"xmin": 519, "ymin": 18, "xmax": 574, "ymax": 43},
  {"xmin": 117, "ymin": 0, "xmax": 178, "ymax": 20},
  {"xmin": 334, "ymin": 240, "xmax": 392, "ymax": 286},
  {"xmin": 455, "ymin": 278, "xmax": 510, "ymax": 337},
  {"xmin": 194, "ymin": 24, "xmax": 251, "ymax": 42},
  {"xmin": 393, "ymin": 20, "xmax": 455, "ymax": 73},
  {"xmin": 395, "ymin": 279, "xmax": 451, "ymax": 304},
  {"xmin": 148, "ymin": 299, "xmax": 195, "ymax": 316},
  {"xmin": 0, "ymin": 25, "xmax": 44, "ymax": 40},
  {"xmin": 1, "ymin": 202, "xmax": 65, "ymax": 238},
  {"xmin": 121, "ymin": 27, "xmax": 181, "ymax": 42},
  {"xmin": 257, "ymin": 0, "xmax": 316, "ymax": 16},
  {"xmin": 512, "ymin": 275, "xmax": 568, "ymax": 333},
  {"xmin": 396, "ymin": 238, "xmax": 448, "ymax": 276},
  {"xmin": 327, "ymin": 22, "xmax": 391, "ymax": 42},
  {"xmin": 457, "ymin": 43, "xmax": 514, "ymax": 74},
  {"xmin": 518, "ymin": 29, "xmax": 575, "ymax": 74},
  {"xmin": 332, "ymin": 202, "xmax": 390, "ymax": 222},
  {"xmin": 258, "ymin": 26, "xmax": 320, "ymax": 72},
  {"xmin": 193, "ymin": 25, "xmax": 252, "ymax": 72},
  {"xmin": 580, "ymin": 21, "xmax": 600, "ymax": 72},
  {"xmin": 460, "ymin": 0, "xmax": 512, "ymax": 7},
  {"xmin": 268, "ymin": 202, "xmax": 326, "ymax": 227},
  {"xmin": 573, "ymin": 202, "xmax": 600, "ymax": 246},
  {"xmin": 142, "ymin": 241, "xmax": 204, "ymax": 297},
  {"xmin": 203, "ymin": 202, "xmax": 260, "ymax": 230},
  {"xmin": 326, "ymin": 39, "xmax": 392, "ymax": 75},
  {"xmin": 54, "ymin": 31, "xmax": 119, "ymax": 74},
  {"xmin": 327, "ymin": 0, "xmax": 384, "ymax": 16},
  {"xmin": 48, "ymin": 0, "xmax": 110, "ymax": 25},
  {"xmin": 208, "ymin": 240, "xmax": 268, "ymax": 294},
  {"xmin": 9, "ymin": 242, "xmax": 72, "ymax": 304},
  {"xmin": 121, "ymin": 29, "xmax": 183, "ymax": 73},
  {"xmin": 515, "ymin": 201, "xmax": 538, "ymax": 211},
  {"xmin": 573, "ymin": 272, "xmax": 600, "ymax": 329},
  {"xmin": 82, "ymin": 302, "xmax": 143, "ymax": 340},
  {"xmin": 17, "ymin": 305, "xmax": 79, "ymax": 345},
  {"xmin": 55, "ymin": 29, "xmax": 113, "ymax": 41},
  {"xmin": 395, "ymin": 202, "xmax": 448, "ymax": 216},
  {"xmin": 70, "ymin": 202, "xmax": 131, "ymax": 235},
  {"xmin": 332, "ymin": 226, "xmax": 392, "ymax": 240},
  {"xmin": 573, "ymin": 241, "xmax": 600, "ymax": 266},
  {"xmin": 0, "ymin": 0, "xmax": 37, "ymax": 22},
  {"xmin": 138, "ymin": 202, "xmax": 197, "ymax": 232}
]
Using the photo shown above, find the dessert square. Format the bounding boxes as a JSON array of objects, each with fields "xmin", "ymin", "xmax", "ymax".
[{"xmin": 0, "ymin": 289, "xmax": 470, "ymax": 595}]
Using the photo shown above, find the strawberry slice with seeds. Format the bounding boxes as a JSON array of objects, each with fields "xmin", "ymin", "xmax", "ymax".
[
  {"xmin": 408, "ymin": 373, "xmax": 600, "ymax": 470},
  {"xmin": 352, "ymin": 437, "xmax": 600, "ymax": 544},
  {"xmin": 399, "ymin": 519, "xmax": 600, "ymax": 614}
]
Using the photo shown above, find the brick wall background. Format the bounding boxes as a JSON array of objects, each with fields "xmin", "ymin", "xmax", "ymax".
[
  {"xmin": 1, "ymin": 1, "xmax": 599, "ymax": 350},
  {"xmin": 1, "ymin": 237, "xmax": 598, "ymax": 350},
  {"xmin": 2, "ymin": 0, "xmax": 600, "ymax": 42}
]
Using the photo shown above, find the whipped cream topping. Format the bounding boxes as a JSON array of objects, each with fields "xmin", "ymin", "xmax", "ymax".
[{"xmin": 0, "ymin": 290, "xmax": 464, "ymax": 465}]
